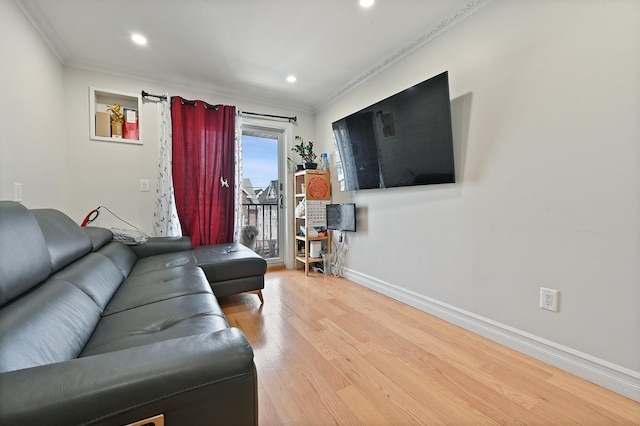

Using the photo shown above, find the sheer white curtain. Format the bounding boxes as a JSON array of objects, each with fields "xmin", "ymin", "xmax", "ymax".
[
  {"xmin": 153, "ymin": 97, "xmax": 182, "ymax": 237},
  {"xmin": 233, "ymin": 114, "xmax": 243, "ymax": 242}
]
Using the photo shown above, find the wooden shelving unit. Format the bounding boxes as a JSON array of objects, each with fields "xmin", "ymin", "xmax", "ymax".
[{"xmin": 293, "ymin": 169, "xmax": 331, "ymax": 275}]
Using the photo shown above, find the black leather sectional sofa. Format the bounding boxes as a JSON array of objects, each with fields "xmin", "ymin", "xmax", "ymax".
[{"xmin": 0, "ymin": 201, "xmax": 265, "ymax": 425}]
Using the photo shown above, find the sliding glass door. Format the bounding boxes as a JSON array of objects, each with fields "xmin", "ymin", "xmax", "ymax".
[{"xmin": 241, "ymin": 124, "xmax": 285, "ymax": 265}]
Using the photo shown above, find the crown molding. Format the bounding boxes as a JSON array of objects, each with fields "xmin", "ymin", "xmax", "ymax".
[
  {"xmin": 64, "ymin": 60, "xmax": 317, "ymax": 116},
  {"xmin": 315, "ymin": 0, "xmax": 490, "ymax": 111},
  {"xmin": 14, "ymin": 0, "xmax": 488, "ymax": 115},
  {"xmin": 14, "ymin": 0, "xmax": 69, "ymax": 63}
]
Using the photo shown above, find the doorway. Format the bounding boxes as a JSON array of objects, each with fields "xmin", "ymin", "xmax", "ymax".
[{"xmin": 241, "ymin": 124, "xmax": 285, "ymax": 265}]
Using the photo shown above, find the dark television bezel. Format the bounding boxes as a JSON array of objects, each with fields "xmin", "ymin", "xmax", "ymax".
[
  {"xmin": 326, "ymin": 203, "xmax": 356, "ymax": 232},
  {"xmin": 331, "ymin": 70, "xmax": 455, "ymax": 191}
]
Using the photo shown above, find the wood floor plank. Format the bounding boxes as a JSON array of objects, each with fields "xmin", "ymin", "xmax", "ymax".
[
  {"xmin": 335, "ymin": 385, "xmax": 391, "ymax": 425},
  {"xmin": 546, "ymin": 369, "xmax": 640, "ymax": 424},
  {"xmin": 220, "ymin": 270, "xmax": 640, "ymax": 425}
]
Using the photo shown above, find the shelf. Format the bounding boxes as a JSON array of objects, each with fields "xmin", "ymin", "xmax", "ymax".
[
  {"xmin": 293, "ymin": 169, "xmax": 332, "ymax": 275},
  {"xmin": 295, "ymin": 255, "xmax": 323, "ymax": 262},
  {"xmin": 89, "ymin": 87, "xmax": 142, "ymax": 145},
  {"xmin": 296, "ymin": 235, "xmax": 329, "ymax": 242}
]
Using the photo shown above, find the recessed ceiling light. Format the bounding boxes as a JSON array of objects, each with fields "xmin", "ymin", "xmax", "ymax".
[
  {"xmin": 360, "ymin": 0, "xmax": 374, "ymax": 8},
  {"xmin": 286, "ymin": 75, "xmax": 297, "ymax": 83},
  {"xmin": 131, "ymin": 34, "xmax": 147, "ymax": 46}
]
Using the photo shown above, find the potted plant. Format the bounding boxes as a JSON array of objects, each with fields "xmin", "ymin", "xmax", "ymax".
[
  {"xmin": 287, "ymin": 157, "xmax": 300, "ymax": 173},
  {"xmin": 292, "ymin": 135, "xmax": 317, "ymax": 169}
]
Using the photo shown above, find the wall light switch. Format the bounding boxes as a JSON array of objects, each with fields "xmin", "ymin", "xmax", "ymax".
[
  {"xmin": 14, "ymin": 182, "xmax": 22, "ymax": 202},
  {"xmin": 140, "ymin": 179, "xmax": 149, "ymax": 192}
]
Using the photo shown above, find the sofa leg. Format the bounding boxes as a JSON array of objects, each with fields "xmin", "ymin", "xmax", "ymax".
[{"xmin": 252, "ymin": 290, "xmax": 264, "ymax": 304}]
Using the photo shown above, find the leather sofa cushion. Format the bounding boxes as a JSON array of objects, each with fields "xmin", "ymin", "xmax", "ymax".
[
  {"xmin": 81, "ymin": 293, "xmax": 228, "ymax": 357},
  {"xmin": 129, "ymin": 236, "xmax": 193, "ymax": 259},
  {"xmin": 82, "ymin": 226, "xmax": 114, "ymax": 251},
  {"xmin": 129, "ymin": 243, "xmax": 267, "ymax": 285},
  {"xmin": 0, "ymin": 201, "xmax": 51, "ymax": 306},
  {"xmin": 129, "ymin": 250, "xmax": 198, "ymax": 276},
  {"xmin": 103, "ymin": 266, "xmax": 212, "ymax": 315},
  {"xmin": 0, "ymin": 280, "xmax": 101, "ymax": 373},
  {"xmin": 193, "ymin": 243, "xmax": 267, "ymax": 282},
  {"xmin": 32, "ymin": 209, "xmax": 92, "ymax": 273},
  {"xmin": 52, "ymin": 253, "xmax": 125, "ymax": 311},
  {"xmin": 97, "ymin": 241, "xmax": 138, "ymax": 278}
]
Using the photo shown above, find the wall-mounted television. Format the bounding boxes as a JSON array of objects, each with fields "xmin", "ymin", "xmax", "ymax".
[
  {"xmin": 326, "ymin": 203, "xmax": 356, "ymax": 232},
  {"xmin": 332, "ymin": 71, "xmax": 455, "ymax": 191}
]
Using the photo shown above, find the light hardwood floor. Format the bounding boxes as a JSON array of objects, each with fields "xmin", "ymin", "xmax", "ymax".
[{"xmin": 220, "ymin": 270, "xmax": 640, "ymax": 425}]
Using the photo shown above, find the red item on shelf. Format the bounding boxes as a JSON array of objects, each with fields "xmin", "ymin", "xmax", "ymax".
[{"xmin": 123, "ymin": 108, "xmax": 139, "ymax": 140}]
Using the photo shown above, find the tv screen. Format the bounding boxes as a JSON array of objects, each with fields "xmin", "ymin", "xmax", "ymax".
[
  {"xmin": 326, "ymin": 203, "xmax": 356, "ymax": 232},
  {"xmin": 332, "ymin": 71, "xmax": 455, "ymax": 191}
]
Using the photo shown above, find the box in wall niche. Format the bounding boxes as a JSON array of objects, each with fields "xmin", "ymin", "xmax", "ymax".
[{"xmin": 95, "ymin": 112, "xmax": 111, "ymax": 137}]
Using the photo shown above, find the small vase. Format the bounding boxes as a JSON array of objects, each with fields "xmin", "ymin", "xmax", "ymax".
[
  {"xmin": 296, "ymin": 164, "xmax": 304, "ymax": 171},
  {"xmin": 111, "ymin": 121, "xmax": 123, "ymax": 138},
  {"xmin": 304, "ymin": 162, "xmax": 318, "ymax": 170}
]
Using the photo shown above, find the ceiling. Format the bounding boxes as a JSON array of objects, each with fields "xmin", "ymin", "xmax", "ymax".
[{"xmin": 17, "ymin": 0, "xmax": 486, "ymax": 111}]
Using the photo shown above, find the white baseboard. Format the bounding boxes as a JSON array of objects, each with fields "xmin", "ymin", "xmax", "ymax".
[{"xmin": 343, "ymin": 268, "xmax": 640, "ymax": 402}]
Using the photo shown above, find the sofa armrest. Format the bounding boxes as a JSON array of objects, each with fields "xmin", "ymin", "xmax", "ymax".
[
  {"xmin": 129, "ymin": 236, "xmax": 193, "ymax": 259},
  {"xmin": 0, "ymin": 328, "xmax": 257, "ymax": 426}
]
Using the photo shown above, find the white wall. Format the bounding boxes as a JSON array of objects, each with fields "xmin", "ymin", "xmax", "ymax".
[
  {"xmin": 316, "ymin": 0, "xmax": 640, "ymax": 386},
  {"xmin": 0, "ymin": 0, "xmax": 68, "ymax": 209},
  {"xmin": 61, "ymin": 65, "xmax": 314, "ymax": 234},
  {"xmin": 3, "ymin": 0, "xmax": 314, "ymax": 256},
  {"xmin": 0, "ymin": 0, "xmax": 315, "ymax": 260}
]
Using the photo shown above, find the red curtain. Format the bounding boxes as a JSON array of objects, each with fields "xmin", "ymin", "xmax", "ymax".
[{"xmin": 171, "ymin": 96, "xmax": 235, "ymax": 246}]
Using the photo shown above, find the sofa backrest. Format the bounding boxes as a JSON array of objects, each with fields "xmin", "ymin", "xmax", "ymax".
[
  {"xmin": 32, "ymin": 209, "xmax": 93, "ymax": 274},
  {"xmin": 0, "ymin": 201, "xmax": 137, "ymax": 373},
  {"xmin": 0, "ymin": 201, "xmax": 52, "ymax": 306},
  {"xmin": 83, "ymin": 226, "xmax": 115, "ymax": 251}
]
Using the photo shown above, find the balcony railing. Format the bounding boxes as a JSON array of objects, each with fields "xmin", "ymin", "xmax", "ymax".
[{"xmin": 242, "ymin": 203, "xmax": 279, "ymax": 258}]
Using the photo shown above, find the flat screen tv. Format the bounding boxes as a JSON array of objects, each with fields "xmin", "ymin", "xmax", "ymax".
[
  {"xmin": 326, "ymin": 203, "xmax": 356, "ymax": 232},
  {"xmin": 332, "ymin": 71, "xmax": 455, "ymax": 191}
]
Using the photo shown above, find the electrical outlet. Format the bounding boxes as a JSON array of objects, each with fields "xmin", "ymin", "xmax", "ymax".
[
  {"xmin": 140, "ymin": 179, "xmax": 149, "ymax": 192},
  {"xmin": 540, "ymin": 287, "xmax": 559, "ymax": 312}
]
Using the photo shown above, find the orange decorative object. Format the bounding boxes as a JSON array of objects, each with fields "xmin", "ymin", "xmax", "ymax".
[{"xmin": 307, "ymin": 176, "xmax": 329, "ymax": 199}]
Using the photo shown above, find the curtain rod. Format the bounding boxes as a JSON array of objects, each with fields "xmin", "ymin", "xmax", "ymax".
[
  {"xmin": 240, "ymin": 110, "xmax": 297, "ymax": 123},
  {"xmin": 141, "ymin": 92, "xmax": 295, "ymax": 122},
  {"xmin": 141, "ymin": 90, "xmax": 167, "ymax": 101}
]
